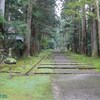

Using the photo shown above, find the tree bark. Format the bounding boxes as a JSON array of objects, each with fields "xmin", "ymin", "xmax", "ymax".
[
  {"xmin": 82, "ymin": 6, "xmax": 87, "ymax": 55},
  {"xmin": 78, "ymin": 19, "xmax": 82, "ymax": 54},
  {"xmin": 23, "ymin": 0, "xmax": 33, "ymax": 57},
  {"xmin": 95, "ymin": 0, "xmax": 100, "ymax": 55},
  {"xmin": 91, "ymin": 20, "xmax": 98, "ymax": 57}
]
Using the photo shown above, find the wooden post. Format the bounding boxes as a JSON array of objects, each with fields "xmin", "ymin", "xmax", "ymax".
[{"xmin": 9, "ymin": 67, "xmax": 12, "ymax": 79}]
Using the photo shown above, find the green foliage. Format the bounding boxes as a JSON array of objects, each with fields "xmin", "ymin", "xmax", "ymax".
[
  {"xmin": 18, "ymin": 0, "xmax": 29, "ymax": 6},
  {"xmin": 0, "ymin": 16, "xmax": 6, "ymax": 24},
  {"xmin": 0, "ymin": 10, "xmax": 6, "ymax": 24},
  {"xmin": 86, "ymin": 11, "xmax": 96, "ymax": 18},
  {"xmin": 62, "ymin": 0, "xmax": 99, "ymax": 55},
  {"xmin": 32, "ymin": 7, "xmax": 43, "ymax": 18},
  {"xmin": 0, "ymin": 32, "xmax": 4, "ymax": 40},
  {"xmin": 66, "ymin": 1, "xmax": 81, "ymax": 9},
  {"xmin": 4, "ymin": 0, "xmax": 57, "ymax": 57},
  {"xmin": 41, "ymin": 36, "xmax": 49, "ymax": 49},
  {"xmin": 64, "ymin": 9, "xmax": 81, "ymax": 16},
  {"xmin": 64, "ymin": 0, "xmax": 96, "ymax": 19},
  {"xmin": 66, "ymin": 0, "xmax": 93, "ymax": 9},
  {"xmin": 67, "ymin": 51, "xmax": 100, "ymax": 71},
  {"xmin": 5, "ymin": 21, "xmax": 29, "ymax": 34}
]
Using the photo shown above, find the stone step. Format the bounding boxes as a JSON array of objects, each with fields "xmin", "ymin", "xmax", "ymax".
[{"xmin": 37, "ymin": 66, "xmax": 96, "ymax": 69}]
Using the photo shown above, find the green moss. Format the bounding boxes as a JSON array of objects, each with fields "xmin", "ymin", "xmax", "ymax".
[
  {"xmin": 0, "ymin": 75, "xmax": 53, "ymax": 100},
  {"xmin": 0, "ymin": 50, "xmax": 53, "ymax": 100},
  {"xmin": 4, "ymin": 58, "xmax": 17, "ymax": 64},
  {"xmin": 0, "ymin": 50, "xmax": 51, "ymax": 74},
  {"xmin": 66, "ymin": 51, "xmax": 100, "ymax": 71},
  {"xmin": 36, "ymin": 69, "xmax": 53, "ymax": 73}
]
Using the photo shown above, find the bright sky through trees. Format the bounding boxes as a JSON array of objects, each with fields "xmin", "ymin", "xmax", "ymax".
[{"xmin": 55, "ymin": 0, "xmax": 64, "ymax": 17}]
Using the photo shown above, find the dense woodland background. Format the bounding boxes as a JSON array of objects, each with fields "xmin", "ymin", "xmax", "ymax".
[
  {"xmin": 62, "ymin": 0, "xmax": 100, "ymax": 57},
  {"xmin": 0, "ymin": 0, "xmax": 100, "ymax": 59}
]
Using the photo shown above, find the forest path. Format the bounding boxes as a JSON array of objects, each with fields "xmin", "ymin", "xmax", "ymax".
[{"xmin": 51, "ymin": 51, "xmax": 100, "ymax": 100}]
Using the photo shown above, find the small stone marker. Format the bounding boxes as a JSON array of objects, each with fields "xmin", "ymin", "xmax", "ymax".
[
  {"xmin": 4, "ymin": 48, "xmax": 17, "ymax": 78},
  {"xmin": 4, "ymin": 58, "xmax": 17, "ymax": 79}
]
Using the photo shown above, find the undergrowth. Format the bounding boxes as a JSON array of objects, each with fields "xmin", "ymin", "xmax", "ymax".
[{"xmin": 66, "ymin": 51, "xmax": 100, "ymax": 72}]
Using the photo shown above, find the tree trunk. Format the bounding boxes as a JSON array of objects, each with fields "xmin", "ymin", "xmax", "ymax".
[
  {"xmin": 82, "ymin": 6, "xmax": 87, "ymax": 55},
  {"xmin": 78, "ymin": 19, "xmax": 82, "ymax": 54},
  {"xmin": 95, "ymin": 0, "xmax": 100, "ymax": 55},
  {"xmin": 91, "ymin": 20, "xmax": 98, "ymax": 57},
  {"xmin": 0, "ymin": 0, "xmax": 5, "ymax": 49},
  {"xmin": 23, "ymin": 0, "xmax": 33, "ymax": 57}
]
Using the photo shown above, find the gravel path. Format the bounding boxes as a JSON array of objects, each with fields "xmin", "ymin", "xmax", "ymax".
[{"xmin": 52, "ymin": 52, "xmax": 100, "ymax": 100}]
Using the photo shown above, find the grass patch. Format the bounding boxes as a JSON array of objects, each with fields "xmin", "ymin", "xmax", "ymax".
[
  {"xmin": 0, "ymin": 50, "xmax": 53, "ymax": 100},
  {"xmin": 0, "ymin": 74, "xmax": 53, "ymax": 100},
  {"xmin": 36, "ymin": 69, "xmax": 53, "ymax": 73},
  {"xmin": 36, "ymin": 59, "xmax": 53, "ymax": 73},
  {"xmin": 66, "ymin": 51, "xmax": 100, "ymax": 72},
  {"xmin": 0, "ymin": 50, "xmax": 51, "ymax": 74},
  {"xmin": 41, "ymin": 59, "xmax": 53, "ymax": 64}
]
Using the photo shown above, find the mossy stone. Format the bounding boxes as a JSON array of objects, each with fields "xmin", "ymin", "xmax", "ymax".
[{"xmin": 4, "ymin": 58, "xmax": 17, "ymax": 64}]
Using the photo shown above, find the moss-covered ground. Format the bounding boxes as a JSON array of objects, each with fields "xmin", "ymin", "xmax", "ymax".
[
  {"xmin": 66, "ymin": 51, "xmax": 100, "ymax": 72},
  {"xmin": 0, "ymin": 50, "xmax": 53, "ymax": 100},
  {"xmin": 0, "ymin": 50, "xmax": 50, "ymax": 74},
  {"xmin": 0, "ymin": 74, "xmax": 53, "ymax": 100}
]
